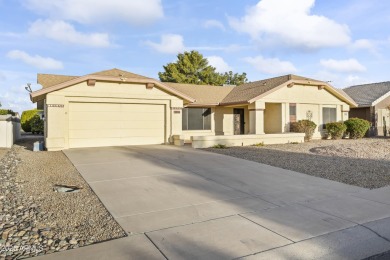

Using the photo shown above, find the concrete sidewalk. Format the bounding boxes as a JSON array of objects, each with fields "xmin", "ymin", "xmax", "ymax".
[{"xmin": 35, "ymin": 145, "xmax": 390, "ymax": 259}]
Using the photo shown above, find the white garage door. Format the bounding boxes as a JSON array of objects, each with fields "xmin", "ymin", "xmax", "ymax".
[{"xmin": 69, "ymin": 102, "xmax": 165, "ymax": 148}]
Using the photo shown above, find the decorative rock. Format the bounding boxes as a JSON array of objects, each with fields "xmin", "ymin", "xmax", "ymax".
[{"xmin": 69, "ymin": 239, "xmax": 78, "ymax": 245}]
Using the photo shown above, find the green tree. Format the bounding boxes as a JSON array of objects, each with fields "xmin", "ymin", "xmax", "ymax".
[
  {"xmin": 159, "ymin": 51, "xmax": 238, "ymax": 86},
  {"xmin": 223, "ymin": 71, "xmax": 248, "ymax": 86}
]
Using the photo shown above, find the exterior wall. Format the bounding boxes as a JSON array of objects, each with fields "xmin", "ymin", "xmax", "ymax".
[
  {"xmin": 264, "ymin": 103, "xmax": 282, "ymax": 133},
  {"xmin": 249, "ymin": 101, "xmax": 265, "ymax": 134},
  {"xmin": 45, "ymin": 81, "xmax": 183, "ymax": 151},
  {"xmin": 215, "ymin": 107, "xmax": 234, "ymax": 135},
  {"xmin": 0, "ymin": 115, "xmax": 20, "ymax": 148},
  {"xmin": 349, "ymin": 107, "xmax": 371, "ymax": 122},
  {"xmin": 262, "ymin": 84, "xmax": 350, "ymax": 139},
  {"xmin": 376, "ymin": 108, "xmax": 390, "ymax": 136},
  {"xmin": 374, "ymin": 95, "xmax": 390, "ymax": 136},
  {"xmin": 191, "ymin": 133, "xmax": 305, "ymax": 148}
]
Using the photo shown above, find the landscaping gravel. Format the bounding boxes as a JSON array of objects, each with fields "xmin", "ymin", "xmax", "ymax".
[
  {"xmin": 205, "ymin": 138, "xmax": 390, "ymax": 189},
  {"xmin": 0, "ymin": 149, "xmax": 8, "ymax": 161},
  {"xmin": 0, "ymin": 138, "xmax": 126, "ymax": 259}
]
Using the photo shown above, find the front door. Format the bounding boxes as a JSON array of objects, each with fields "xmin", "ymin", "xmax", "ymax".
[{"xmin": 233, "ymin": 108, "xmax": 245, "ymax": 135}]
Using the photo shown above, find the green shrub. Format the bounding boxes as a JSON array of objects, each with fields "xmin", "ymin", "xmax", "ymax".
[
  {"xmin": 0, "ymin": 109, "xmax": 15, "ymax": 116},
  {"xmin": 326, "ymin": 122, "xmax": 347, "ymax": 139},
  {"xmin": 290, "ymin": 120, "xmax": 317, "ymax": 141},
  {"xmin": 344, "ymin": 118, "xmax": 370, "ymax": 139},
  {"xmin": 252, "ymin": 142, "xmax": 264, "ymax": 147},
  {"xmin": 30, "ymin": 114, "xmax": 44, "ymax": 134},
  {"xmin": 212, "ymin": 144, "xmax": 227, "ymax": 149},
  {"xmin": 21, "ymin": 109, "xmax": 41, "ymax": 132}
]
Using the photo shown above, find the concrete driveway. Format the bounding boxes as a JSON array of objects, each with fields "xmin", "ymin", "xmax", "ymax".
[{"xmin": 38, "ymin": 145, "xmax": 390, "ymax": 259}]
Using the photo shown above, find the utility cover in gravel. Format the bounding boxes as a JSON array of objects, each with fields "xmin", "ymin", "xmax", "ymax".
[{"xmin": 0, "ymin": 139, "xmax": 126, "ymax": 259}]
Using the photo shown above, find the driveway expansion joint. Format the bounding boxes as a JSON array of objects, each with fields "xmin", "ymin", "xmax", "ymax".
[
  {"xmin": 238, "ymin": 213, "xmax": 295, "ymax": 243},
  {"xmin": 144, "ymin": 233, "xmax": 169, "ymax": 260}
]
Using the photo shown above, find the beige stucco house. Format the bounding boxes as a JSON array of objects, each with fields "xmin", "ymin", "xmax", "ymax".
[
  {"xmin": 344, "ymin": 82, "xmax": 390, "ymax": 136},
  {"xmin": 30, "ymin": 68, "xmax": 357, "ymax": 151}
]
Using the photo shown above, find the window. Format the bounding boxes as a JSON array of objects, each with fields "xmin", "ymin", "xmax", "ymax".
[
  {"xmin": 182, "ymin": 108, "xmax": 211, "ymax": 130},
  {"xmin": 322, "ymin": 107, "xmax": 337, "ymax": 129},
  {"xmin": 289, "ymin": 103, "xmax": 296, "ymax": 123}
]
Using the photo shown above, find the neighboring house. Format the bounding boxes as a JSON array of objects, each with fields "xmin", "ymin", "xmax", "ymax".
[
  {"xmin": 344, "ymin": 82, "xmax": 390, "ymax": 136},
  {"xmin": 30, "ymin": 68, "xmax": 356, "ymax": 151}
]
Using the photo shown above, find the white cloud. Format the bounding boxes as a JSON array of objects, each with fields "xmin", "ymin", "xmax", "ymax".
[
  {"xmin": 207, "ymin": 56, "xmax": 232, "ymax": 73},
  {"xmin": 7, "ymin": 50, "xmax": 63, "ymax": 70},
  {"xmin": 25, "ymin": 0, "xmax": 164, "ymax": 26},
  {"xmin": 0, "ymin": 70, "xmax": 39, "ymax": 113},
  {"xmin": 350, "ymin": 39, "xmax": 380, "ymax": 56},
  {"xmin": 320, "ymin": 58, "xmax": 366, "ymax": 73},
  {"xmin": 29, "ymin": 19, "xmax": 111, "ymax": 47},
  {"xmin": 229, "ymin": 0, "xmax": 351, "ymax": 49},
  {"xmin": 351, "ymin": 39, "xmax": 375, "ymax": 51},
  {"xmin": 244, "ymin": 56, "xmax": 297, "ymax": 75},
  {"xmin": 145, "ymin": 34, "xmax": 185, "ymax": 54},
  {"xmin": 191, "ymin": 44, "xmax": 248, "ymax": 52},
  {"xmin": 203, "ymin": 20, "xmax": 226, "ymax": 31}
]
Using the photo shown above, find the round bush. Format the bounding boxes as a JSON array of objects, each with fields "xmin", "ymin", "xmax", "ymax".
[
  {"xmin": 290, "ymin": 120, "xmax": 317, "ymax": 141},
  {"xmin": 326, "ymin": 122, "xmax": 347, "ymax": 139},
  {"xmin": 21, "ymin": 109, "xmax": 41, "ymax": 132},
  {"xmin": 344, "ymin": 118, "xmax": 370, "ymax": 139},
  {"xmin": 30, "ymin": 114, "xmax": 44, "ymax": 134}
]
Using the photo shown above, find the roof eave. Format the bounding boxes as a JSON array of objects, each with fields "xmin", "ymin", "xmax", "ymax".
[
  {"xmin": 219, "ymin": 101, "xmax": 250, "ymax": 106},
  {"xmin": 185, "ymin": 103, "xmax": 219, "ymax": 107},
  {"xmin": 30, "ymin": 75, "xmax": 196, "ymax": 103},
  {"xmin": 246, "ymin": 79, "xmax": 358, "ymax": 107},
  {"xmin": 371, "ymin": 90, "xmax": 390, "ymax": 107}
]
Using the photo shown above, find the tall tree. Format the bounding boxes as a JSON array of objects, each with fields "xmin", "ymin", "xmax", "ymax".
[
  {"xmin": 159, "ymin": 51, "xmax": 245, "ymax": 86},
  {"xmin": 223, "ymin": 71, "xmax": 248, "ymax": 86}
]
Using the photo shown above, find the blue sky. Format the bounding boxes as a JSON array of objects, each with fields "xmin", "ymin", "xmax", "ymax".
[{"xmin": 1, "ymin": 0, "xmax": 390, "ymax": 113}]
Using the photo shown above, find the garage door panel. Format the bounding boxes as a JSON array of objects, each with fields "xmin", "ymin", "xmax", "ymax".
[
  {"xmin": 69, "ymin": 129, "xmax": 123, "ymax": 139},
  {"xmin": 120, "ymin": 128, "xmax": 163, "ymax": 137},
  {"xmin": 121, "ymin": 104, "xmax": 163, "ymax": 113},
  {"xmin": 70, "ymin": 112, "xmax": 123, "ymax": 121},
  {"xmin": 69, "ymin": 102, "xmax": 165, "ymax": 148},
  {"xmin": 69, "ymin": 120, "xmax": 123, "ymax": 130},
  {"xmin": 70, "ymin": 103, "xmax": 121, "ymax": 112},
  {"xmin": 121, "ymin": 113, "xmax": 165, "ymax": 121},
  {"xmin": 122, "ymin": 120, "xmax": 164, "ymax": 129}
]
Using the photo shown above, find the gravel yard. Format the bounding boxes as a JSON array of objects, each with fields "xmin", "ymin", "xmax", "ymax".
[
  {"xmin": 0, "ymin": 138, "xmax": 125, "ymax": 259},
  {"xmin": 0, "ymin": 149, "xmax": 8, "ymax": 161},
  {"xmin": 205, "ymin": 138, "xmax": 390, "ymax": 189}
]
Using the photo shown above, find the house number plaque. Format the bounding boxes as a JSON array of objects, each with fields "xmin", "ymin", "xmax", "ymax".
[{"xmin": 47, "ymin": 104, "xmax": 64, "ymax": 108}]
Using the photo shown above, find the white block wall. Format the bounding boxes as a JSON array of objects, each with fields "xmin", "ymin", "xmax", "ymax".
[{"xmin": 0, "ymin": 115, "xmax": 21, "ymax": 148}]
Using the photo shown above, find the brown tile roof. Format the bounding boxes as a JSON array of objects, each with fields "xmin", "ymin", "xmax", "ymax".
[
  {"xmin": 164, "ymin": 82, "xmax": 235, "ymax": 105},
  {"xmin": 221, "ymin": 74, "xmax": 320, "ymax": 104},
  {"xmin": 90, "ymin": 68, "xmax": 152, "ymax": 80},
  {"xmin": 344, "ymin": 82, "xmax": 390, "ymax": 107},
  {"xmin": 37, "ymin": 74, "xmax": 78, "ymax": 88},
  {"xmin": 37, "ymin": 68, "xmax": 152, "ymax": 89}
]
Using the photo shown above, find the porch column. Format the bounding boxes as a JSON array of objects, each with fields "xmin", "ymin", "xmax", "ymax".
[
  {"xmin": 249, "ymin": 101, "xmax": 265, "ymax": 134},
  {"xmin": 170, "ymin": 99, "xmax": 184, "ymax": 139},
  {"xmin": 342, "ymin": 104, "xmax": 350, "ymax": 121}
]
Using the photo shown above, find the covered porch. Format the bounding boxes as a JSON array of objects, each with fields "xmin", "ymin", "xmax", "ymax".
[{"xmin": 176, "ymin": 101, "xmax": 304, "ymax": 148}]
